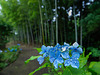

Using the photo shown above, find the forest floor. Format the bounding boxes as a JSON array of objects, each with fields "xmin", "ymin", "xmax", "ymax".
[{"xmin": 0, "ymin": 43, "xmax": 48, "ymax": 75}]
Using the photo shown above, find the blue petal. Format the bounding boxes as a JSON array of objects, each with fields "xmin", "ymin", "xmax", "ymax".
[
  {"xmin": 37, "ymin": 56, "xmax": 44, "ymax": 65},
  {"xmin": 77, "ymin": 47, "xmax": 83, "ymax": 53},
  {"xmin": 15, "ymin": 49, "xmax": 17, "ymax": 52},
  {"xmin": 69, "ymin": 46, "xmax": 74, "ymax": 50},
  {"xmin": 47, "ymin": 46, "xmax": 51, "ymax": 51},
  {"xmin": 56, "ymin": 51, "xmax": 61, "ymax": 57},
  {"xmin": 64, "ymin": 42, "xmax": 69, "ymax": 46},
  {"xmin": 49, "ymin": 57, "xmax": 55, "ymax": 63},
  {"xmin": 59, "ymin": 65, "xmax": 62, "ymax": 68},
  {"xmin": 41, "ymin": 45, "xmax": 47, "ymax": 51},
  {"xmin": 62, "ymin": 46, "xmax": 68, "ymax": 52},
  {"xmin": 72, "ymin": 52, "xmax": 80, "ymax": 59},
  {"xmin": 56, "ymin": 57, "xmax": 64, "ymax": 64},
  {"xmin": 71, "ymin": 59, "xmax": 79, "ymax": 69},
  {"xmin": 49, "ymin": 51, "xmax": 55, "ymax": 58},
  {"xmin": 39, "ymin": 51, "xmax": 44, "ymax": 54},
  {"xmin": 4, "ymin": 50, "xmax": 7, "ymax": 52},
  {"xmin": 43, "ymin": 53, "xmax": 48, "ymax": 57},
  {"xmin": 61, "ymin": 52, "xmax": 70, "ymax": 59},
  {"xmin": 64, "ymin": 59, "xmax": 71, "ymax": 66},
  {"xmin": 17, "ymin": 44, "xmax": 20, "ymax": 46},
  {"xmin": 53, "ymin": 60, "xmax": 58, "ymax": 68},
  {"xmin": 8, "ymin": 48, "xmax": 10, "ymax": 50},
  {"xmin": 73, "ymin": 42, "xmax": 79, "ymax": 48}
]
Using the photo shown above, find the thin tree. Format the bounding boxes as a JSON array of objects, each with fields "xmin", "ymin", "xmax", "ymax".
[
  {"xmin": 55, "ymin": 0, "xmax": 58, "ymax": 43},
  {"xmin": 73, "ymin": 4, "xmax": 78, "ymax": 42},
  {"xmin": 38, "ymin": 0, "xmax": 45, "ymax": 45}
]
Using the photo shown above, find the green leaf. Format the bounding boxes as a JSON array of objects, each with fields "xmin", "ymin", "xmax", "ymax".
[
  {"xmin": 58, "ymin": 72, "xmax": 62, "ymax": 75},
  {"xmin": 34, "ymin": 48, "xmax": 42, "ymax": 53},
  {"xmin": 42, "ymin": 73, "xmax": 50, "ymax": 75},
  {"xmin": 25, "ymin": 56, "xmax": 40, "ymax": 64},
  {"xmin": 29, "ymin": 63, "xmax": 47, "ymax": 75},
  {"xmin": 86, "ymin": 52, "xmax": 92, "ymax": 59},
  {"xmin": 86, "ymin": 72, "xmax": 92, "ymax": 75},
  {"xmin": 63, "ymin": 66, "xmax": 85, "ymax": 75},
  {"xmin": 79, "ymin": 52, "xmax": 92, "ymax": 68},
  {"xmin": 89, "ymin": 62, "xmax": 100, "ymax": 74}
]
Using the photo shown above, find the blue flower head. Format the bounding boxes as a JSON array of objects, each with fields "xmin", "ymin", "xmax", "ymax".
[
  {"xmin": 20, "ymin": 49, "xmax": 22, "ymax": 51},
  {"xmin": 10, "ymin": 49, "xmax": 14, "ymax": 52},
  {"xmin": 8, "ymin": 48, "xmax": 10, "ymax": 51},
  {"xmin": 39, "ymin": 45, "xmax": 51, "ymax": 58},
  {"xmin": 64, "ymin": 52, "xmax": 80, "ymax": 69},
  {"xmin": 49, "ymin": 47, "xmax": 64, "ymax": 68},
  {"xmin": 37, "ymin": 42, "xmax": 82, "ymax": 69},
  {"xmin": 37, "ymin": 56, "xmax": 44, "ymax": 65},
  {"xmin": 17, "ymin": 44, "xmax": 20, "ymax": 46},
  {"xmin": 69, "ymin": 42, "xmax": 83, "ymax": 54},
  {"xmin": 15, "ymin": 49, "xmax": 17, "ymax": 52},
  {"xmin": 0, "ymin": 50, "xmax": 3, "ymax": 53},
  {"xmin": 5, "ymin": 50, "xmax": 7, "ymax": 52}
]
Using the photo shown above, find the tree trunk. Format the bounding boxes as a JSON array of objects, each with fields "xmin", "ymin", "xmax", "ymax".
[
  {"xmin": 28, "ymin": 20, "xmax": 34, "ymax": 44},
  {"xmin": 25, "ymin": 20, "xmax": 30, "ymax": 45},
  {"xmin": 38, "ymin": 0, "xmax": 45, "ymax": 45},
  {"xmin": 55, "ymin": 0, "xmax": 58, "ymax": 43},
  {"xmin": 73, "ymin": 4, "xmax": 78, "ymax": 42}
]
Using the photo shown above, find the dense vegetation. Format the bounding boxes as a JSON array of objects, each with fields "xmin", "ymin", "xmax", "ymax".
[
  {"xmin": 0, "ymin": 0, "xmax": 100, "ymax": 74},
  {"xmin": 0, "ymin": 45, "xmax": 21, "ymax": 71}
]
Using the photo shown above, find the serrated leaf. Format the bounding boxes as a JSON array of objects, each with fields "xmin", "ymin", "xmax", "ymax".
[
  {"xmin": 25, "ymin": 56, "xmax": 40, "ymax": 64},
  {"xmin": 29, "ymin": 63, "xmax": 47, "ymax": 75}
]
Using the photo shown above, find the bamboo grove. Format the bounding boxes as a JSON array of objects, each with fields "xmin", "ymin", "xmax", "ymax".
[{"xmin": 0, "ymin": 0, "xmax": 100, "ymax": 49}]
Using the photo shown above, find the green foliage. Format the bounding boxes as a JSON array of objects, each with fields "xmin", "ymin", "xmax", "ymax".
[
  {"xmin": 34, "ymin": 48, "xmax": 42, "ymax": 53},
  {"xmin": 0, "ymin": 16, "xmax": 13, "ymax": 49},
  {"xmin": 89, "ymin": 62, "xmax": 100, "ymax": 74},
  {"xmin": 29, "ymin": 63, "xmax": 48, "ymax": 75},
  {"xmin": 42, "ymin": 73, "xmax": 50, "ymax": 75},
  {"xmin": 63, "ymin": 66, "xmax": 86, "ymax": 75},
  {"xmin": 79, "ymin": 52, "xmax": 92, "ymax": 68},
  {"xmin": 87, "ymin": 47, "xmax": 100, "ymax": 57},
  {"xmin": 0, "ymin": 45, "xmax": 20, "ymax": 71},
  {"xmin": 25, "ymin": 56, "xmax": 41, "ymax": 64}
]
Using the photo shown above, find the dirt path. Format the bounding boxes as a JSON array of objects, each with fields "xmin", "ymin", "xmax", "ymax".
[{"xmin": 0, "ymin": 47, "xmax": 48, "ymax": 75}]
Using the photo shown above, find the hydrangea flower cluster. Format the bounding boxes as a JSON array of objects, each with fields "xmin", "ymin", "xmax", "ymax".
[{"xmin": 37, "ymin": 42, "xmax": 83, "ymax": 69}]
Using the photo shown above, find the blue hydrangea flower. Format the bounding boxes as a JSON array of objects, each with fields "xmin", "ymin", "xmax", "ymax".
[
  {"xmin": 39, "ymin": 45, "xmax": 48, "ymax": 54},
  {"xmin": 61, "ymin": 51, "xmax": 70, "ymax": 59},
  {"xmin": 8, "ymin": 48, "xmax": 10, "ymax": 51},
  {"xmin": 64, "ymin": 42, "xmax": 70, "ymax": 46},
  {"xmin": 20, "ymin": 49, "xmax": 22, "ymax": 51},
  {"xmin": 0, "ymin": 50, "xmax": 3, "ymax": 53},
  {"xmin": 39, "ymin": 45, "xmax": 51, "ymax": 58},
  {"xmin": 61, "ymin": 42, "xmax": 70, "ymax": 59},
  {"xmin": 17, "ymin": 44, "xmax": 20, "ymax": 45},
  {"xmin": 64, "ymin": 52, "xmax": 80, "ymax": 69},
  {"xmin": 15, "ymin": 49, "xmax": 17, "ymax": 52},
  {"xmin": 4, "ymin": 50, "xmax": 7, "ymax": 52},
  {"xmin": 69, "ymin": 42, "xmax": 83, "ymax": 54},
  {"xmin": 10, "ymin": 49, "xmax": 14, "ymax": 52},
  {"xmin": 37, "ymin": 42, "xmax": 82, "ymax": 69},
  {"xmin": 49, "ymin": 47, "xmax": 64, "ymax": 68},
  {"xmin": 37, "ymin": 56, "xmax": 44, "ymax": 65}
]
